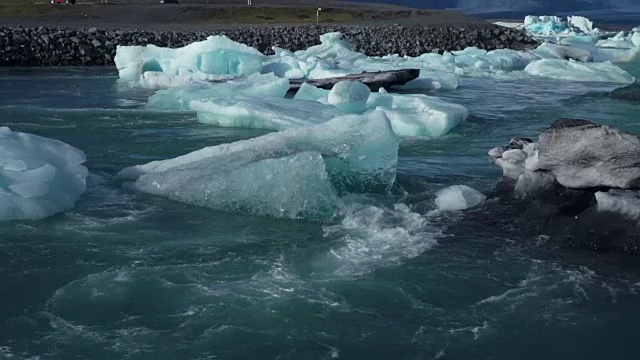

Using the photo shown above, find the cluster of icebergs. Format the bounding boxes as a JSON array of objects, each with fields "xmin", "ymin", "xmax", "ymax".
[{"xmin": 5, "ymin": 20, "xmax": 640, "ymax": 222}]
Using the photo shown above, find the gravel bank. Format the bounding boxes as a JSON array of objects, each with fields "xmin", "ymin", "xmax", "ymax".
[{"xmin": 0, "ymin": 24, "xmax": 538, "ymax": 67}]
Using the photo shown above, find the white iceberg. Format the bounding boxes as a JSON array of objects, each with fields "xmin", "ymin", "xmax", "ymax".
[
  {"xmin": 327, "ymin": 80, "xmax": 371, "ymax": 113},
  {"xmin": 531, "ymin": 42, "xmax": 593, "ymax": 62},
  {"xmin": 523, "ymin": 15, "xmax": 602, "ymax": 39},
  {"xmin": 115, "ymin": 35, "xmax": 266, "ymax": 82},
  {"xmin": 367, "ymin": 90, "xmax": 469, "ymax": 138},
  {"xmin": 146, "ymin": 73, "xmax": 290, "ymax": 110},
  {"xmin": 612, "ymin": 46, "xmax": 640, "ymax": 78},
  {"xmin": 525, "ymin": 58, "xmax": 636, "ymax": 84},
  {"xmin": 191, "ymin": 96, "xmax": 345, "ymax": 130},
  {"xmin": 119, "ymin": 110, "xmax": 399, "ymax": 198},
  {"xmin": 434, "ymin": 185, "xmax": 487, "ymax": 211},
  {"xmin": 293, "ymin": 83, "xmax": 468, "ymax": 137},
  {"xmin": 0, "ymin": 127, "xmax": 88, "ymax": 221}
]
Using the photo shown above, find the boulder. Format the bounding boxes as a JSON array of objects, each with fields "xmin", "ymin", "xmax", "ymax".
[{"xmin": 610, "ymin": 83, "xmax": 640, "ymax": 102}]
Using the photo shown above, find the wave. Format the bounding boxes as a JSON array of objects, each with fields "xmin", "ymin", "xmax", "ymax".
[{"xmin": 322, "ymin": 202, "xmax": 443, "ymax": 276}]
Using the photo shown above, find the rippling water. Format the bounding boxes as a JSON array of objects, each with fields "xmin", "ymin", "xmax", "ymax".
[{"xmin": 1, "ymin": 68, "xmax": 639, "ymax": 359}]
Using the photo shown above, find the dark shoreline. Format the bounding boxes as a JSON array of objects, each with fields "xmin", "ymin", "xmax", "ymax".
[{"xmin": 0, "ymin": 24, "xmax": 537, "ymax": 67}]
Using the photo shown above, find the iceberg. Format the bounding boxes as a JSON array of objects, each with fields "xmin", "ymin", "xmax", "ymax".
[
  {"xmin": 434, "ymin": 185, "xmax": 487, "ymax": 211},
  {"xmin": 129, "ymin": 151, "xmax": 340, "ymax": 222},
  {"xmin": 523, "ymin": 15, "xmax": 602, "ymax": 39},
  {"xmin": 115, "ymin": 35, "xmax": 266, "ymax": 82},
  {"xmin": 531, "ymin": 42, "xmax": 593, "ymax": 62},
  {"xmin": 0, "ymin": 127, "xmax": 87, "ymax": 221},
  {"xmin": 327, "ymin": 80, "xmax": 371, "ymax": 113},
  {"xmin": 146, "ymin": 73, "xmax": 290, "ymax": 111},
  {"xmin": 119, "ymin": 110, "xmax": 399, "ymax": 197},
  {"xmin": 611, "ymin": 47, "xmax": 640, "ymax": 78},
  {"xmin": 367, "ymin": 90, "xmax": 469, "ymax": 138},
  {"xmin": 191, "ymin": 96, "xmax": 345, "ymax": 130},
  {"xmin": 525, "ymin": 58, "xmax": 636, "ymax": 84},
  {"xmin": 294, "ymin": 82, "xmax": 468, "ymax": 137}
]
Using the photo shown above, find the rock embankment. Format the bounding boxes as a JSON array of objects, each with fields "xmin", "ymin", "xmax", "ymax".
[{"xmin": 0, "ymin": 24, "xmax": 538, "ymax": 67}]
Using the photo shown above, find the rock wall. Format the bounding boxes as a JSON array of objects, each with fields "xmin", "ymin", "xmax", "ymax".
[{"xmin": 0, "ymin": 24, "xmax": 538, "ymax": 67}]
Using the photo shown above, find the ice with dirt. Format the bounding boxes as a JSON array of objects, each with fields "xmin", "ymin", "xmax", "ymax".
[
  {"xmin": 0, "ymin": 127, "xmax": 88, "ymax": 221},
  {"xmin": 146, "ymin": 73, "xmax": 289, "ymax": 110},
  {"xmin": 434, "ymin": 185, "xmax": 487, "ymax": 211},
  {"xmin": 119, "ymin": 111, "xmax": 399, "ymax": 217},
  {"xmin": 191, "ymin": 96, "xmax": 345, "ymax": 130},
  {"xmin": 115, "ymin": 35, "xmax": 265, "ymax": 82}
]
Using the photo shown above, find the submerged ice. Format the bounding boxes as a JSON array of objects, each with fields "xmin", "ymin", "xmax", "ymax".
[
  {"xmin": 119, "ymin": 111, "xmax": 399, "ymax": 219},
  {"xmin": 0, "ymin": 127, "xmax": 87, "ymax": 221}
]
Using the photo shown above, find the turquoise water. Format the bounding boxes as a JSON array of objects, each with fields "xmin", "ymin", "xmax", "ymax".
[{"xmin": 1, "ymin": 68, "xmax": 640, "ymax": 359}]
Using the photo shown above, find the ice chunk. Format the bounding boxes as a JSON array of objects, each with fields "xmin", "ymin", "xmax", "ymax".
[
  {"xmin": 524, "ymin": 15, "xmax": 567, "ymax": 36},
  {"xmin": 146, "ymin": 73, "xmax": 290, "ymax": 111},
  {"xmin": 119, "ymin": 110, "xmax": 399, "ymax": 195},
  {"xmin": 295, "ymin": 32, "xmax": 366, "ymax": 63},
  {"xmin": 293, "ymin": 82, "xmax": 331, "ymax": 103},
  {"xmin": 612, "ymin": 47, "xmax": 640, "ymax": 78},
  {"xmin": 367, "ymin": 91, "xmax": 469, "ymax": 137},
  {"xmin": 523, "ymin": 15, "xmax": 601, "ymax": 38},
  {"xmin": 633, "ymin": 31, "xmax": 640, "ymax": 47},
  {"xmin": 434, "ymin": 185, "xmax": 486, "ymax": 211},
  {"xmin": 525, "ymin": 59, "xmax": 635, "ymax": 84},
  {"xmin": 532, "ymin": 43, "xmax": 593, "ymax": 62},
  {"xmin": 327, "ymin": 80, "xmax": 370, "ymax": 113},
  {"xmin": 295, "ymin": 83, "xmax": 468, "ymax": 137},
  {"xmin": 0, "ymin": 127, "xmax": 87, "ymax": 221},
  {"xmin": 115, "ymin": 35, "xmax": 266, "ymax": 82},
  {"xmin": 126, "ymin": 151, "xmax": 340, "ymax": 222},
  {"xmin": 191, "ymin": 96, "xmax": 345, "ymax": 130},
  {"xmin": 595, "ymin": 190, "xmax": 640, "ymax": 221}
]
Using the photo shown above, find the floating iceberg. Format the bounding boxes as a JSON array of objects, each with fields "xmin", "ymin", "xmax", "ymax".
[
  {"xmin": 611, "ymin": 47, "xmax": 640, "ymax": 78},
  {"xmin": 596, "ymin": 31, "xmax": 637, "ymax": 49},
  {"xmin": 434, "ymin": 185, "xmax": 487, "ymax": 211},
  {"xmin": 146, "ymin": 73, "xmax": 289, "ymax": 110},
  {"xmin": 119, "ymin": 111, "xmax": 399, "ymax": 204},
  {"xmin": 367, "ymin": 90, "xmax": 469, "ymax": 137},
  {"xmin": 115, "ymin": 35, "xmax": 266, "ymax": 82},
  {"xmin": 0, "ymin": 127, "xmax": 87, "ymax": 221},
  {"xmin": 523, "ymin": 15, "xmax": 602, "ymax": 39},
  {"xmin": 327, "ymin": 80, "xmax": 370, "ymax": 113},
  {"xmin": 262, "ymin": 33, "xmax": 365, "ymax": 80},
  {"xmin": 531, "ymin": 42, "xmax": 593, "ymax": 62},
  {"xmin": 525, "ymin": 58, "xmax": 636, "ymax": 84},
  {"xmin": 191, "ymin": 96, "xmax": 345, "ymax": 130},
  {"xmin": 293, "ymin": 82, "xmax": 468, "ymax": 137}
]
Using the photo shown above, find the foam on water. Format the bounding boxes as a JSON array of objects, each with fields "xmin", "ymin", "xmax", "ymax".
[{"xmin": 322, "ymin": 202, "xmax": 441, "ymax": 276}]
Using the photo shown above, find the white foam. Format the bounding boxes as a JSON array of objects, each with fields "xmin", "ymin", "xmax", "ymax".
[
  {"xmin": 595, "ymin": 190, "xmax": 640, "ymax": 222},
  {"xmin": 324, "ymin": 203, "xmax": 440, "ymax": 276}
]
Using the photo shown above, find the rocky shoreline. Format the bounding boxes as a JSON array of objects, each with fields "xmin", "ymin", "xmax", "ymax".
[{"xmin": 0, "ymin": 24, "xmax": 538, "ymax": 67}]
